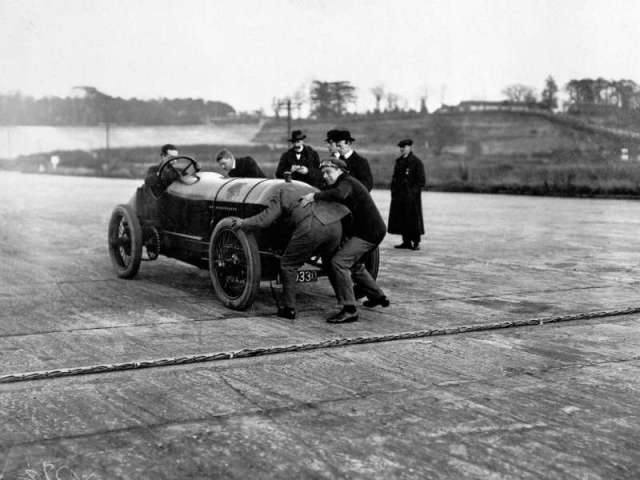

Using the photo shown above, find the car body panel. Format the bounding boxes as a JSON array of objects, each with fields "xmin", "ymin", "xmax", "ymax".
[{"xmin": 130, "ymin": 169, "xmax": 317, "ymax": 278}]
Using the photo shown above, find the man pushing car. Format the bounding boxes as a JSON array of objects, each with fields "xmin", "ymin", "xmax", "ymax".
[{"xmin": 230, "ymin": 181, "xmax": 350, "ymax": 320}]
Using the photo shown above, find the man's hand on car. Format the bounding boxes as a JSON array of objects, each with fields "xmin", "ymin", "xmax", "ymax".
[
  {"xmin": 230, "ymin": 217, "xmax": 244, "ymax": 231},
  {"xmin": 299, "ymin": 193, "xmax": 315, "ymax": 207}
]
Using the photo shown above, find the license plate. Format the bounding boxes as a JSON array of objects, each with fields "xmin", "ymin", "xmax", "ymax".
[{"xmin": 296, "ymin": 269, "xmax": 318, "ymax": 283}]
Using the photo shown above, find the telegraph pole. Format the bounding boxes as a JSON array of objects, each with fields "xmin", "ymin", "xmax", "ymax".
[
  {"xmin": 286, "ymin": 98, "xmax": 292, "ymax": 139},
  {"xmin": 275, "ymin": 97, "xmax": 293, "ymax": 141},
  {"xmin": 72, "ymin": 86, "xmax": 114, "ymax": 173}
]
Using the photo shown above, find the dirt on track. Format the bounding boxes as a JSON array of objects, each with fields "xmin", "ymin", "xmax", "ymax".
[{"xmin": 0, "ymin": 171, "xmax": 639, "ymax": 479}]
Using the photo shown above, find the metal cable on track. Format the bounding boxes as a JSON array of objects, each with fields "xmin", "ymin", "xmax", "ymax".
[{"xmin": 1, "ymin": 306, "xmax": 639, "ymax": 384}]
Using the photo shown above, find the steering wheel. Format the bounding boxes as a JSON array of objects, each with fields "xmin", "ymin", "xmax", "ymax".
[{"xmin": 157, "ymin": 155, "xmax": 201, "ymax": 185}]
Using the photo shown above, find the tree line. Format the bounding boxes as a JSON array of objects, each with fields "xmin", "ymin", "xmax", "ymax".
[
  {"xmin": 4, "ymin": 76, "xmax": 640, "ymax": 126},
  {"xmin": 0, "ymin": 88, "xmax": 235, "ymax": 125},
  {"xmin": 502, "ymin": 77, "xmax": 640, "ymax": 112},
  {"xmin": 273, "ymin": 80, "xmax": 428, "ymax": 120}
]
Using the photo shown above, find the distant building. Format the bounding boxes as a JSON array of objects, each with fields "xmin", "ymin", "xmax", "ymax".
[{"xmin": 435, "ymin": 100, "xmax": 543, "ymax": 114}]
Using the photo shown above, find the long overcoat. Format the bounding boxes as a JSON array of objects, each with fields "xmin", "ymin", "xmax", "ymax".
[{"xmin": 388, "ymin": 152, "xmax": 425, "ymax": 237}]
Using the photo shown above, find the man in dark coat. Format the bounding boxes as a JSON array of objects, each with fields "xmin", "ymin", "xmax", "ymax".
[
  {"xmin": 388, "ymin": 139, "xmax": 425, "ymax": 250},
  {"xmin": 275, "ymin": 130, "xmax": 322, "ymax": 188},
  {"xmin": 216, "ymin": 148, "xmax": 265, "ymax": 178},
  {"xmin": 232, "ymin": 181, "xmax": 350, "ymax": 319},
  {"xmin": 335, "ymin": 130, "xmax": 374, "ymax": 191},
  {"xmin": 301, "ymin": 158, "xmax": 389, "ymax": 323}
]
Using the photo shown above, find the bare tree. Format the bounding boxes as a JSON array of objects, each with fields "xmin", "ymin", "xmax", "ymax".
[
  {"xmin": 371, "ymin": 85, "xmax": 385, "ymax": 113},
  {"xmin": 386, "ymin": 92, "xmax": 400, "ymax": 111},
  {"xmin": 540, "ymin": 76, "xmax": 558, "ymax": 110},
  {"xmin": 271, "ymin": 97, "xmax": 281, "ymax": 119},
  {"xmin": 502, "ymin": 84, "xmax": 537, "ymax": 103},
  {"xmin": 292, "ymin": 86, "xmax": 307, "ymax": 119},
  {"xmin": 419, "ymin": 89, "xmax": 428, "ymax": 113}
]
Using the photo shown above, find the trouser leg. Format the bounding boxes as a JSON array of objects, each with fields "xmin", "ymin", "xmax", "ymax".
[
  {"xmin": 281, "ymin": 219, "xmax": 341, "ymax": 309},
  {"xmin": 351, "ymin": 261, "xmax": 385, "ymax": 299},
  {"xmin": 329, "ymin": 236, "xmax": 372, "ymax": 307},
  {"xmin": 319, "ymin": 222, "xmax": 343, "ymax": 305},
  {"xmin": 280, "ymin": 226, "xmax": 315, "ymax": 309}
]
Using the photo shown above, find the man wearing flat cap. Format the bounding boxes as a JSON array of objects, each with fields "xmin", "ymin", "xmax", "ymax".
[
  {"xmin": 275, "ymin": 130, "xmax": 322, "ymax": 188},
  {"xmin": 335, "ymin": 130, "xmax": 374, "ymax": 191},
  {"xmin": 388, "ymin": 139, "xmax": 426, "ymax": 250},
  {"xmin": 300, "ymin": 158, "xmax": 389, "ymax": 323}
]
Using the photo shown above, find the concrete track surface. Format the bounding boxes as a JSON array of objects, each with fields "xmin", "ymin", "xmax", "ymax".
[{"xmin": 0, "ymin": 171, "xmax": 639, "ymax": 479}]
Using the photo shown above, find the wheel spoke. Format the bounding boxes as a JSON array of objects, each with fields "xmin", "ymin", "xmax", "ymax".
[{"xmin": 214, "ymin": 229, "xmax": 248, "ymax": 299}]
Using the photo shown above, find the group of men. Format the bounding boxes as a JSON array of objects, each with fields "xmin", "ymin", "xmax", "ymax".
[{"xmin": 156, "ymin": 128, "xmax": 425, "ymax": 323}]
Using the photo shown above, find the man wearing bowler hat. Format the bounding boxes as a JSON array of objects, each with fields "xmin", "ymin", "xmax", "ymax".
[
  {"xmin": 388, "ymin": 139, "xmax": 425, "ymax": 250},
  {"xmin": 325, "ymin": 129, "xmax": 341, "ymax": 159},
  {"xmin": 334, "ymin": 130, "xmax": 373, "ymax": 191},
  {"xmin": 275, "ymin": 130, "xmax": 322, "ymax": 188}
]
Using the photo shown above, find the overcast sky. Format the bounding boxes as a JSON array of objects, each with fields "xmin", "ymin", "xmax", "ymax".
[{"xmin": 1, "ymin": 0, "xmax": 639, "ymax": 113}]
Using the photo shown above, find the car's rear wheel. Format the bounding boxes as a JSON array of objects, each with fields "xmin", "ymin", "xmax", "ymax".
[
  {"xmin": 209, "ymin": 218, "xmax": 261, "ymax": 310},
  {"xmin": 362, "ymin": 246, "xmax": 380, "ymax": 280},
  {"xmin": 108, "ymin": 204, "xmax": 142, "ymax": 278}
]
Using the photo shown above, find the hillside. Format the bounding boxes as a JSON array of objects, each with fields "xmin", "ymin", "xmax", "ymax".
[
  {"xmin": 253, "ymin": 111, "xmax": 636, "ymax": 158},
  {"xmin": 252, "ymin": 111, "xmax": 640, "ymax": 196},
  {"xmin": 3, "ymin": 111, "xmax": 640, "ymax": 197}
]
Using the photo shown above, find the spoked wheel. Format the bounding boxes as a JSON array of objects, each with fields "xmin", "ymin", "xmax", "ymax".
[
  {"xmin": 108, "ymin": 204, "xmax": 142, "ymax": 278},
  {"xmin": 209, "ymin": 217, "xmax": 261, "ymax": 310}
]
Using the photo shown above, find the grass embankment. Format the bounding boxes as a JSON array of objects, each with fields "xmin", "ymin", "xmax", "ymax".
[
  {"xmin": 3, "ymin": 144, "xmax": 640, "ymax": 197},
  {"xmin": 368, "ymin": 149, "xmax": 640, "ymax": 197}
]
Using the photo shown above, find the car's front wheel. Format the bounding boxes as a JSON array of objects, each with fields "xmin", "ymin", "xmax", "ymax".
[
  {"xmin": 208, "ymin": 217, "xmax": 261, "ymax": 310},
  {"xmin": 108, "ymin": 204, "xmax": 142, "ymax": 278}
]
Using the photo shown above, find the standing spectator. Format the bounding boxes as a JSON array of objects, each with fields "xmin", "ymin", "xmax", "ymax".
[
  {"xmin": 335, "ymin": 130, "xmax": 373, "ymax": 191},
  {"xmin": 215, "ymin": 148, "xmax": 265, "ymax": 178},
  {"xmin": 388, "ymin": 139, "xmax": 425, "ymax": 250},
  {"xmin": 326, "ymin": 129, "xmax": 341, "ymax": 159},
  {"xmin": 275, "ymin": 130, "xmax": 321, "ymax": 187},
  {"xmin": 301, "ymin": 158, "xmax": 389, "ymax": 324}
]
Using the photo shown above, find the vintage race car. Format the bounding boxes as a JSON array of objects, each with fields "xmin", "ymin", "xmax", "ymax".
[{"xmin": 107, "ymin": 155, "xmax": 379, "ymax": 310}]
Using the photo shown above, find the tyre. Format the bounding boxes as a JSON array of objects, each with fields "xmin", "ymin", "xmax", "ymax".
[
  {"xmin": 108, "ymin": 204, "xmax": 142, "ymax": 279},
  {"xmin": 208, "ymin": 217, "xmax": 261, "ymax": 310},
  {"xmin": 362, "ymin": 246, "xmax": 380, "ymax": 280}
]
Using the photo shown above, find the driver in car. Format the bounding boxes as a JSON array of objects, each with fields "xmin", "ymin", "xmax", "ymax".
[
  {"xmin": 231, "ymin": 182, "xmax": 350, "ymax": 320},
  {"xmin": 145, "ymin": 144, "xmax": 180, "ymax": 195}
]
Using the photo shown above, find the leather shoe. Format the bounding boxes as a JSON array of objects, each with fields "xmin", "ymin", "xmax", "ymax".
[
  {"xmin": 327, "ymin": 308, "xmax": 359, "ymax": 323},
  {"xmin": 410, "ymin": 242, "xmax": 420, "ymax": 251},
  {"xmin": 277, "ymin": 307, "xmax": 296, "ymax": 319},
  {"xmin": 394, "ymin": 243, "xmax": 411, "ymax": 249},
  {"xmin": 363, "ymin": 296, "xmax": 390, "ymax": 308}
]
